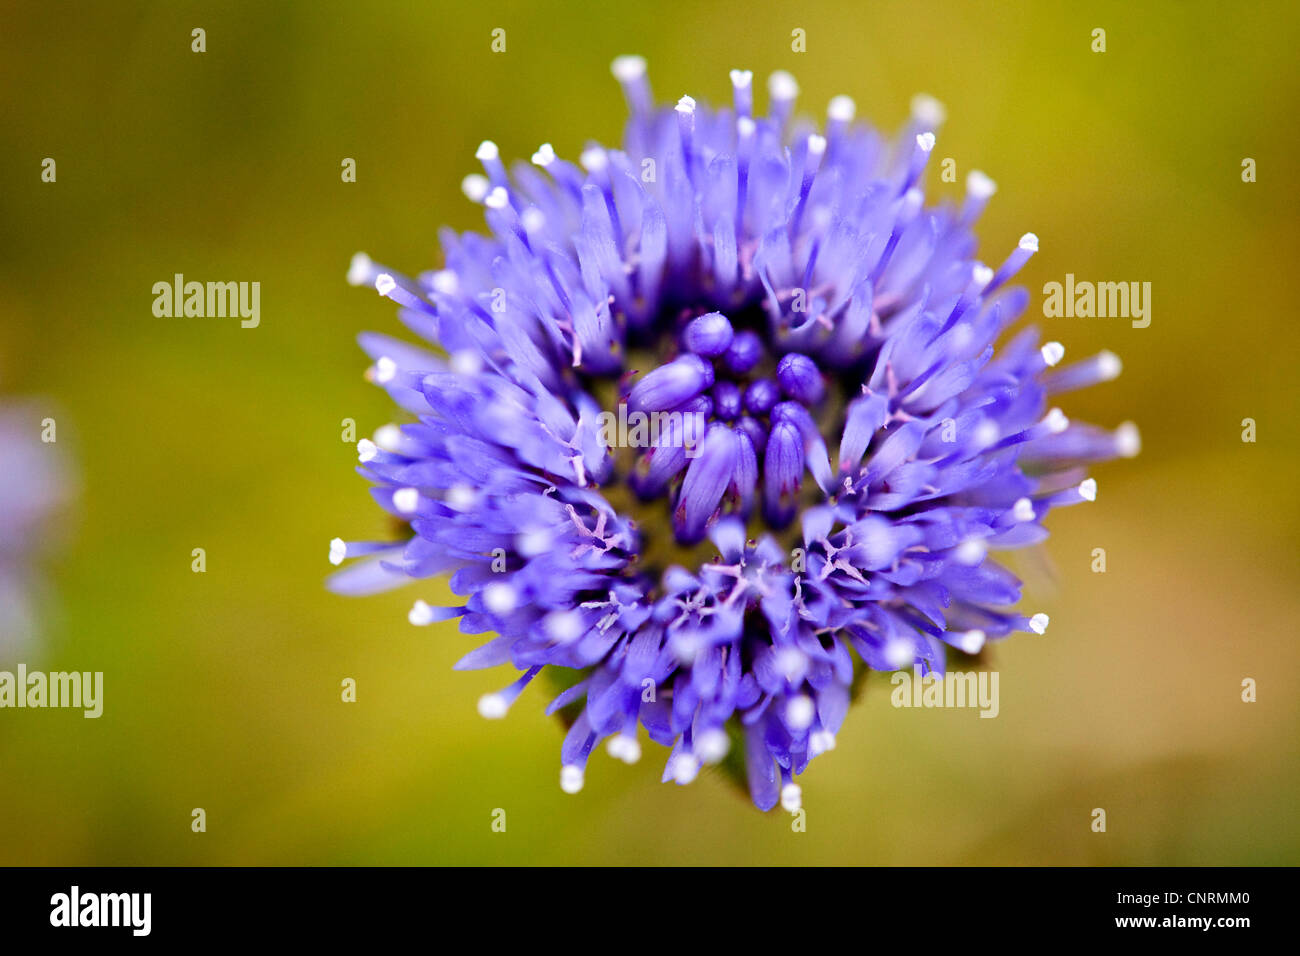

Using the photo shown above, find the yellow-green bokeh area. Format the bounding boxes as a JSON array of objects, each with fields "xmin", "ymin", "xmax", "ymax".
[{"xmin": 1, "ymin": 0, "xmax": 1297, "ymax": 864}]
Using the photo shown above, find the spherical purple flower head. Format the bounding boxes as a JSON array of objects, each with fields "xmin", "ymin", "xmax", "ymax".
[
  {"xmin": 330, "ymin": 59, "xmax": 1139, "ymax": 810},
  {"xmin": 0, "ymin": 404, "xmax": 69, "ymax": 657}
]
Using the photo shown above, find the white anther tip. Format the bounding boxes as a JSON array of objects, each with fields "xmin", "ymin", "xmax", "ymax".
[
  {"xmin": 560, "ymin": 765, "xmax": 585, "ymax": 794},
  {"xmin": 374, "ymin": 424, "xmax": 402, "ymax": 452},
  {"xmin": 475, "ymin": 140, "xmax": 499, "ymax": 162},
  {"xmin": 477, "ymin": 693, "xmax": 508, "ymax": 719},
  {"xmin": 884, "ymin": 638, "xmax": 915, "ymax": 670},
  {"xmin": 356, "ymin": 438, "xmax": 378, "ymax": 463},
  {"xmin": 785, "ymin": 695, "xmax": 815, "ymax": 731},
  {"xmin": 606, "ymin": 734, "xmax": 642, "ymax": 764},
  {"xmin": 1013, "ymin": 497, "xmax": 1035, "ymax": 523},
  {"xmin": 328, "ymin": 538, "xmax": 346, "ymax": 566},
  {"xmin": 1044, "ymin": 408, "xmax": 1070, "ymax": 434},
  {"xmin": 1097, "ymin": 349, "xmax": 1122, "ymax": 380},
  {"xmin": 532, "ymin": 142, "xmax": 557, "ymax": 166},
  {"xmin": 430, "ymin": 269, "xmax": 458, "ymax": 295},
  {"xmin": 374, "ymin": 273, "xmax": 396, "ymax": 297},
  {"xmin": 347, "ymin": 251, "xmax": 372, "ymax": 287},
  {"xmin": 450, "ymin": 349, "xmax": 484, "ymax": 376},
  {"xmin": 694, "ymin": 728, "xmax": 730, "ymax": 764},
  {"xmin": 957, "ymin": 629, "xmax": 986, "ymax": 654},
  {"xmin": 910, "ymin": 93, "xmax": 947, "ymax": 127},
  {"xmin": 729, "ymin": 68, "xmax": 753, "ymax": 88},
  {"xmin": 515, "ymin": 527, "xmax": 553, "ymax": 557},
  {"xmin": 408, "ymin": 600, "xmax": 434, "ymax": 626},
  {"xmin": 544, "ymin": 608, "xmax": 585, "ymax": 642},
  {"xmin": 768, "ymin": 70, "xmax": 799, "ymax": 99},
  {"xmin": 809, "ymin": 729, "xmax": 837, "ymax": 756},
  {"xmin": 578, "ymin": 146, "xmax": 608, "ymax": 172},
  {"xmin": 610, "ymin": 55, "xmax": 646, "ymax": 82},
  {"xmin": 482, "ymin": 582, "xmax": 517, "ymax": 615},
  {"xmin": 375, "ymin": 356, "xmax": 397, "ymax": 384},
  {"xmin": 780, "ymin": 782, "xmax": 802, "ymax": 812},
  {"xmin": 806, "ymin": 133, "xmax": 827, "ymax": 156},
  {"xmin": 460, "ymin": 173, "xmax": 489, "ymax": 203},
  {"xmin": 670, "ymin": 754, "xmax": 700, "ymax": 785},
  {"xmin": 956, "ymin": 538, "xmax": 987, "ymax": 565},
  {"xmin": 967, "ymin": 170, "xmax": 997, "ymax": 198},
  {"xmin": 774, "ymin": 646, "xmax": 807, "ymax": 681},
  {"xmin": 446, "ymin": 484, "xmax": 477, "ymax": 511},
  {"xmin": 1029, "ymin": 613, "xmax": 1050, "ymax": 635},
  {"xmin": 916, "ymin": 131, "xmax": 936, "ymax": 152},
  {"xmin": 1041, "ymin": 341, "xmax": 1066, "ymax": 367},
  {"xmin": 973, "ymin": 264, "xmax": 995, "ymax": 287},
  {"xmin": 1115, "ymin": 421, "xmax": 1141, "ymax": 458},
  {"xmin": 1019, "ymin": 232, "xmax": 1040, "ymax": 252},
  {"xmin": 484, "ymin": 186, "xmax": 509, "ymax": 210},
  {"xmin": 828, "ymin": 95, "xmax": 856, "ymax": 122},
  {"xmin": 392, "ymin": 487, "xmax": 419, "ymax": 514},
  {"xmin": 1079, "ymin": 478, "xmax": 1097, "ymax": 502},
  {"xmin": 675, "ymin": 95, "xmax": 696, "ymax": 114}
]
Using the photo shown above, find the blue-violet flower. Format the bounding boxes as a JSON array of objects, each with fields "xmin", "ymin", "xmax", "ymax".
[{"xmin": 330, "ymin": 59, "xmax": 1139, "ymax": 810}]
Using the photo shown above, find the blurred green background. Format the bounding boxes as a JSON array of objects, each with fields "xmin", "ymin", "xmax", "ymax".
[{"xmin": 1, "ymin": 0, "xmax": 1297, "ymax": 865}]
